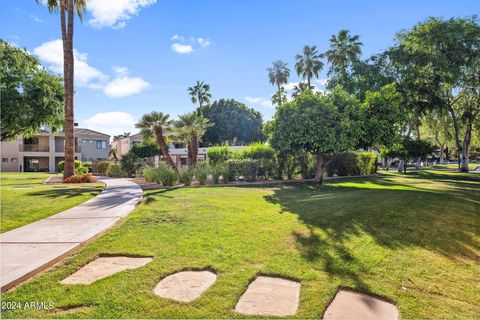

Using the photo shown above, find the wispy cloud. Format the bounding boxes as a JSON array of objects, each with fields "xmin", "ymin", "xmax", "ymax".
[
  {"xmin": 169, "ymin": 34, "xmax": 211, "ymax": 54},
  {"xmin": 30, "ymin": 15, "xmax": 43, "ymax": 23},
  {"xmin": 86, "ymin": 0, "xmax": 156, "ymax": 29},
  {"xmin": 171, "ymin": 43, "xmax": 194, "ymax": 54},
  {"xmin": 244, "ymin": 96, "xmax": 273, "ymax": 108}
]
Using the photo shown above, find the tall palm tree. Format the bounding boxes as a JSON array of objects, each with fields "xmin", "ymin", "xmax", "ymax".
[
  {"xmin": 325, "ymin": 29, "xmax": 363, "ymax": 77},
  {"xmin": 136, "ymin": 111, "xmax": 177, "ymax": 170},
  {"xmin": 267, "ymin": 60, "xmax": 290, "ymax": 92},
  {"xmin": 291, "ymin": 82, "xmax": 314, "ymax": 98},
  {"xmin": 187, "ymin": 81, "xmax": 212, "ymax": 108},
  {"xmin": 175, "ymin": 112, "xmax": 212, "ymax": 167},
  {"xmin": 295, "ymin": 45, "xmax": 324, "ymax": 88},
  {"xmin": 38, "ymin": 0, "xmax": 86, "ymax": 179}
]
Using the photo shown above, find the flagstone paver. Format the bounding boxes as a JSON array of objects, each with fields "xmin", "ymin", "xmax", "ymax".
[
  {"xmin": 235, "ymin": 276, "xmax": 301, "ymax": 316},
  {"xmin": 153, "ymin": 270, "xmax": 217, "ymax": 302},
  {"xmin": 61, "ymin": 256, "xmax": 153, "ymax": 285},
  {"xmin": 0, "ymin": 177, "xmax": 142, "ymax": 292},
  {"xmin": 323, "ymin": 290, "xmax": 399, "ymax": 320}
]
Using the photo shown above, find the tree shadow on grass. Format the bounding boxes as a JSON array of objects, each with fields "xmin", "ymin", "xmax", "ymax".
[
  {"xmin": 26, "ymin": 188, "xmax": 101, "ymax": 199},
  {"xmin": 264, "ymin": 174, "xmax": 479, "ymax": 286}
]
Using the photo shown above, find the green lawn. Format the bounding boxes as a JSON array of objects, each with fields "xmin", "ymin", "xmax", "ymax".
[
  {"xmin": 1, "ymin": 172, "xmax": 104, "ymax": 232},
  {"xmin": 431, "ymin": 163, "xmax": 479, "ymax": 170},
  {"xmin": 2, "ymin": 170, "xmax": 479, "ymax": 318}
]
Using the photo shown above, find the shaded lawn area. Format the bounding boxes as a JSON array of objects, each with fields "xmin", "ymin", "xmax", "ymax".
[
  {"xmin": 1, "ymin": 172, "xmax": 104, "ymax": 232},
  {"xmin": 431, "ymin": 163, "xmax": 479, "ymax": 170},
  {"xmin": 2, "ymin": 170, "xmax": 479, "ymax": 318}
]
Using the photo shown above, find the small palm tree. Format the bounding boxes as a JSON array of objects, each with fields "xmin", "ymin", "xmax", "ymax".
[
  {"xmin": 295, "ymin": 45, "xmax": 324, "ymax": 88},
  {"xmin": 38, "ymin": 0, "xmax": 87, "ymax": 179},
  {"xmin": 175, "ymin": 112, "xmax": 212, "ymax": 167},
  {"xmin": 325, "ymin": 29, "xmax": 363, "ymax": 77},
  {"xmin": 187, "ymin": 81, "xmax": 212, "ymax": 108},
  {"xmin": 291, "ymin": 82, "xmax": 314, "ymax": 98},
  {"xmin": 267, "ymin": 60, "xmax": 290, "ymax": 92},
  {"xmin": 135, "ymin": 111, "xmax": 177, "ymax": 170}
]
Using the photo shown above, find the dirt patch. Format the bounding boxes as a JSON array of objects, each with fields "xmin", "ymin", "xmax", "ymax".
[
  {"xmin": 235, "ymin": 276, "xmax": 301, "ymax": 316},
  {"xmin": 61, "ymin": 256, "xmax": 153, "ymax": 285},
  {"xmin": 323, "ymin": 289, "xmax": 399, "ymax": 320},
  {"xmin": 153, "ymin": 270, "xmax": 217, "ymax": 302}
]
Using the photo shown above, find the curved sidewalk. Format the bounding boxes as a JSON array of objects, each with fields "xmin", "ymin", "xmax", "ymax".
[{"xmin": 0, "ymin": 177, "xmax": 143, "ymax": 292}]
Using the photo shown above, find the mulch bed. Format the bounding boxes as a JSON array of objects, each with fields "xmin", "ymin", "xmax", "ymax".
[{"xmin": 43, "ymin": 176, "xmax": 64, "ymax": 184}]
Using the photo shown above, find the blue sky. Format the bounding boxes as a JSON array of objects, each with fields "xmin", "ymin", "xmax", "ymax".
[{"xmin": 1, "ymin": 0, "xmax": 478, "ymax": 137}]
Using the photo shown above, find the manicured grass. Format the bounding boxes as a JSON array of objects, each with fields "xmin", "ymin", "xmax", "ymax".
[
  {"xmin": 431, "ymin": 163, "xmax": 479, "ymax": 170},
  {"xmin": 1, "ymin": 172, "xmax": 104, "ymax": 232},
  {"xmin": 2, "ymin": 170, "xmax": 479, "ymax": 318}
]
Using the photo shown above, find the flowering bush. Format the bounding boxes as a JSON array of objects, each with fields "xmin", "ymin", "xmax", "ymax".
[{"xmin": 63, "ymin": 173, "xmax": 97, "ymax": 183}]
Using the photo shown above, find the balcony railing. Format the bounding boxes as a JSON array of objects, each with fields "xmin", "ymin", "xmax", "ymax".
[
  {"xmin": 19, "ymin": 144, "xmax": 49, "ymax": 152},
  {"xmin": 55, "ymin": 146, "xmax": 81, "ymax": 153}
]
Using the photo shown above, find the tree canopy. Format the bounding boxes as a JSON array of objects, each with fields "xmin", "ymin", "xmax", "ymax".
[
  {"xmin": 0, "ymin": 40, "xmax": 64, "ymax": 141},
  {"xmin": 199, "ymin": 99, "xmax": 265, "ymax": 146}
]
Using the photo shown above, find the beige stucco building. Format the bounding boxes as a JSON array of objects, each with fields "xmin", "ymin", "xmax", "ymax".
[{"xmin": 1, "ymin": 128, "xmax": 110, "ymax": 173}]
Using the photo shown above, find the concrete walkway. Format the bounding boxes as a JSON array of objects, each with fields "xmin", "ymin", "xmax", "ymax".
[{"xmin": 0, "ymin": 177, "xmax": 143, "ymax": 292}]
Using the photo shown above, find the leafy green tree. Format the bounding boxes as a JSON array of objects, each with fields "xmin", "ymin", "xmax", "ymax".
[
  {"xmin": 421, "ymin": 111, "xmax": 455, "ymax": 164},
  {"xmin": 359, "ymin": 83, "xmax": 405, "ymax": 150},
  {"xmin": 393, "ymin": 16, "xmax": 480, "ymax": 172},
  {"xmin": 131, "ymin": 143, "xmax": 160, "ymax": 158},
  {"xmin": 295, "ymin": 45, "xmax": 324, "ymax": 88},
  {"xmin": 175, "ymin": 111, "xmax": 212, "ymax": 167},
  {"xmin": 267, "ymin": 60, "xmax": 290, "ymax": 106},
  {"xmin": 271, "ymin": 87, "xmax": 288, "ymax": 107},
  {"xmin": 0, "ymin": 40, "xmax": 64, "ymax": 141},
  {"xmin": 135, "ymin": 111, "xmax": 177, "ymax": 170},
  {"xmin": 38, "ymin": 0, "xmax": 87, "ymax": 179},
  {"xmin": 268, "ymin": 89, "xmax": 363, "ymax": 184},
  {"xmin": 199, "ymin": 99, "xmax": 264, "ymax": 146},
  {"xmin": 326, "ymin": 29, "xmax": 363, "ymax": 86},
  {"xmin": 187, "ymin": 81, "xmax": 211, "ymax": 108}
]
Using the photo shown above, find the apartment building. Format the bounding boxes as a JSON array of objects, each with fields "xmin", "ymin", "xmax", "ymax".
[
  {"xmin": 1, "ymin": 128, "xmax": 110, "ymax": 173},
  {"xmin": 110, "ymin": 133, "xmax": 143, "ymax": 159}
]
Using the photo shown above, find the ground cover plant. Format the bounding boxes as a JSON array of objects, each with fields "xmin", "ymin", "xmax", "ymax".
[
  {"xmin": 2, "ymin": 170, "xmax": 478, "ymax": 318},
  {"xmin": 0, "ymin": 173, "xmax": 104, "ymax": 232}
]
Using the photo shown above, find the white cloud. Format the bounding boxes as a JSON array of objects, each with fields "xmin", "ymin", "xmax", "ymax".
[
  {"xmin": 112, "ymin": 66, "xmax": 129, "ymax": 76},
  {"xmin": 33, "ymin": 39, "xmax": 106, "ymax": 86},
  {"xmin": 315, "ymin": 78, "xmax": 329, "ymax": 87},
  {"xmin": 283, "ymin": 82, "xmax": 299, "ymax": 91},
  {"xmin": 83, "ymin": 111, "xmax": 137, "ymax": 138},
  {"xmin": 103, "ymin": 76, "xmax": 150, "ymax": 97},
  {"xmin": 197, "ymin": 38, "xmax": 211, "ymax": 47},
  {"xmin": 171, "ymin": 43, "xmax": 194, "ymax": 54},
  {"xmin": 30, "ymin": 15, "xmax": 43, "ymax": 23},
  {"xmin": 86, "ymin": 0, "xmax": 156, "ymax": 29},
  {"xmin": 244, "ymin": 96, "xmax": 273, "ymax": 108},
  {"xmin": 170, "ymin": 34, "xmax": 184, "ymax": 41}
]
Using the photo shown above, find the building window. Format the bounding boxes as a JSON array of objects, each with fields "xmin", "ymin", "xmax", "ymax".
[
  {"xmin": 82, "ymin": 158, "xmax": 87, "ymax": 162},
  {"xmin": 82, "ymin": 139, "xmax": 87, "ymax": 144},
  {"xmin": 96, "ymin": 140, "xmax": 107, "ymax": 149},
  {"xmin": 2, "ymin": 158, "xmax": 8, "ymax": 162},
  {"xmin": 11, "ymin": 158, "xmax": 18, "ymax": 162},
  {"xmin": 97, "ymin": 158, "xmax": 105, "ymax": 160},
  {"xmin": 89, "ymin": 158, "xmax": 94, "ymax": 161},
  {"xmin": 89, "ymin": 140, "xmax": 94, "ymax": 144}
]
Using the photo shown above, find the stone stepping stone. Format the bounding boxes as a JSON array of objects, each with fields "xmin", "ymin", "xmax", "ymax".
[
  {"xmin": 153, "ymin": 270, "xmax": 217, "ymax": 302},
  {"xmin": 61, "ymin": 256, "xmax": 153, "ymax": 285},
  {"xmin": 323, "ymin": 290, "xmax": 399, "ymax": 320},
  {"xmin": 235, "ymin": 276, "xmax": 301, "ymax": 316}
]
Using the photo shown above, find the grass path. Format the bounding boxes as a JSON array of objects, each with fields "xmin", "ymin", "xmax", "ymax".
[
  {"xmin": 2, "ymin": 170, "xmax": 479, "ymax": 318},
  {"xmin": 1, "ymin": 173, "xmax": 104, "ymax": 232}
]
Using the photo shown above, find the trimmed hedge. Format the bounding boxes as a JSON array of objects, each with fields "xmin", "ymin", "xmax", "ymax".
[
  {"xmin": 326, "ymin": 152, "xmax": 377, "ymax": 177},
  {"xmin": 57, "ymin": 160, "xmax": 82, "ymax": 173},
  {"xmin": 106, "ymin": 163, "xmax": 127, "ymax": 177},
  {"xmin": 207, "ymin": 146, "xmax": 233, "ymax": 165},
  {"xmin": 226, "ymin": 159, "xmax": 258, "ymax": 182},
  {"xmin": 96, "ymin": 161, "xmax": 111, "ymax": 175}
]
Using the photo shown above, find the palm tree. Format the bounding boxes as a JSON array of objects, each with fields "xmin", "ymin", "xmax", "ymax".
[
  {"xmin": 267, "ymin": 60, "xmax": 290, "ymax": 92},
  {"xmin": 291, "ymin": 82, "xmax": 314, "ymax": 98},
  {"xmin": 135, "ymin": 111, "xmax": 177, "ymax": 170},
  {"xmin": 175, "ymin": 112, "xmax": 212, "ymax": 167},
  {"xmin": 325, "ymin": 29, "xmax": 363, "ymax": 77},
  {"xmin": 37, "ymin": 0, "xmax": 86, "ymax": 179},
  {"xmin": 295, "ymin": 45, "xmax": 324, "ymax": 88},
  {"xmin": 187, "ymin": 81, "xmax": 212, "ymax": 108}
]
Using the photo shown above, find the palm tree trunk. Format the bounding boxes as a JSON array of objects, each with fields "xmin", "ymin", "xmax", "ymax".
[
  {"xmin": 62, "ymin": 0, "xmax": 75, "ymax": 179},
  {"xmin": 191, "ymin": 134, "xmax": 199, "ymax": 167},
  {"xmin": 155, "ymin": 128, "xmax": 177, "ymax": 170}
]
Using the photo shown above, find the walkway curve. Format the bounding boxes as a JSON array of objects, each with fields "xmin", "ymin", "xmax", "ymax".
[{"xmin": 0, "ymin": 177, "xmax": 143, "ymax": 292}]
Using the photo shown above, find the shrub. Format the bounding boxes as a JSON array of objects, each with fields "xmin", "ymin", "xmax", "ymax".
[
  {"xmin": 96, "ymin": 161, "xmax": 111, "ymax": 175},
  {"xmin": 75, "ymin": 167, "xmax": 89, "ymax": 174},
  {"xmin": 63, "ymin": 173, "xmax": 97, "ymax": 183},
  {"xmin": 157, "ymin": 162, "xmax": 177, "ymax": 186},
  {"xmin": 143, "ymin": 166, "xmax": 162, "ymax": 184},
  {"xmin": 327, "ymin": 152, "xmax": 359, "ymax": 177},
  {"xmin": 131, "ymin": 143, "xmax": 160, "ymax": 158},
  {"xmin": 57, "ymin": 160, "xmax": 82, "ymax": 173},
  {"xmin": 356, "ymin": 152, "xmax": 377, "ymax": 175},
  {"xmin": 207, "ymin": 146, "xmax": 232, "ymax": 165},
  {"xmin": 194, "ymin": 162, "xmax": 210, "ymax": 185},
  {"xmin": 210, "ymin": 164, "xmax": 225, "ymax": 184},
  {"xmin": 178, "ymin": 168, "xmax": 194, "ymax": 186},
  {"xmin": 106, "ymin": 163, "xmax": 127, "ymax": 177},
  {"xmin": 241, "ymin": 143, "xmax": 275, "ymax": 179},
  {"xmin": 120, "ymin": 151, "xmax": 139, "ymax": 177},
  {"xmin": 226, "ymin": 159, "xmax": 258, "ymax": 182},
  {"xmin": 82, "ymin": 161, "xmax": 93, "ymax": 172}
]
